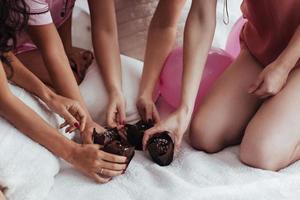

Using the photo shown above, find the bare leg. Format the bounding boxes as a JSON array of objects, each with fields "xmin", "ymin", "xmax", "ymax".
[
  {"xmin": 189, "ymin": 50, "xmax": 263, "ymax": 153},
  {"xmin": 240, "ymin": 67, "xmax": 300, "ymax": 171}
]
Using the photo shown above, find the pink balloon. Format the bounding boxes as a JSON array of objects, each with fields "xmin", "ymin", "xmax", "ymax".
[
  {"xmin": 160, "ymin": 47, "xmax": 233, "ymax": 110},
  {"xmin": 225, "ymin": 17, "xmax": 247, "ymax": 58}
]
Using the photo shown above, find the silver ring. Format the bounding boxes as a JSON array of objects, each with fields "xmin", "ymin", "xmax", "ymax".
[{"xmin": 100, "ymin": 168, "xmax": 104, "ymax": 175}]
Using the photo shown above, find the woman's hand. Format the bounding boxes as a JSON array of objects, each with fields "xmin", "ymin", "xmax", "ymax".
[
  {"xmin": 68, "ymin": 143, "xmax": 127, "ymax": 183},
  {"xmin": 248, "ymin": 60, "xmax": 291, "ymax": 98},
  {"xmin": 81, "ymin": 119, "xmax": 106, "ymax": 144},
  {"xmin": 142, "ymin": 108, "xmax": 190, "ymax": 151},
  {"xmin": 45, "ymin": 94, "xmax": 87, "ymax": 132},
  {"xmin": 107, "ymin": 91, "xmax": 126, "ymax": 128},
  {"xmin": 136, "ymin": 94, "xmax": 160, "ymax": 123}
]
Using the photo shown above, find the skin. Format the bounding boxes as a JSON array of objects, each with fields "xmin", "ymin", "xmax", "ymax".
[
  {"xmin": 137, "ymin": 0, "xmax": 187, "ymax": 123},
  {"xmin": 16, "ymin": 16, "xmax": 108, "ymax": 144},
  {"xmin": 142, "ymin": 0, "xmax": 217, "ymax": 151},
  {"xmin": 87, "ymin": 0, "xmax": 125, "ymax": 128},
  {"xmin": 0, "ymin": 54, "xmax": 127, "ymax": 183},
  {"xmin": 188, "ymin": 9, "xmax": 300, "ymax": 170}
]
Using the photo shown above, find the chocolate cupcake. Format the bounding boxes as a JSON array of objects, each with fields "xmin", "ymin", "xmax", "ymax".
[
  {"xmin": 147, "ymin": 132, "xmax": 174, "ymax": 166},
  {"xmin": 92, "ymin": 128, "xmax": 120, "ymax": 146},
  {"xmin": 125, "ymin": 120, "xmax": 154, "ymax": 150},
  {"xmin": 101, "ymin": 140, "xmax": 135, "ymax": 164}
]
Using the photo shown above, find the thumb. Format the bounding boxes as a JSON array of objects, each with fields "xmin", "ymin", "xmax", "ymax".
[
  {"xmin": 107, "ymin": 106, "xmax": 117, "ymax": 128},
  {"xmin": 118, "ymin": 104, "xmax": 126, "ymax": 125}
]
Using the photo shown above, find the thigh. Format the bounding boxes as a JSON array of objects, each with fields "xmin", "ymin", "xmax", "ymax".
[
  {"xmin": 16, "ymin": 50, "xmax": 52, "ymax": 86},
  {"xmin": 190, "ymin": 50, "xmax": 263, "ymax": 151},
  {"xmin": 241, "ymin": 67, "xmax": 300, "ymax": 170}
]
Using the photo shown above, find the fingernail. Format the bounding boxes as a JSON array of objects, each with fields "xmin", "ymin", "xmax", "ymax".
[{"xmin": 74, "ymin": 123, "xmax": 80, "ymax": 128}]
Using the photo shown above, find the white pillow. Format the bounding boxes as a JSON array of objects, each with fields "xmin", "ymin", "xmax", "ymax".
[
  {"xmin": 79, "ymin": 55, "xmax": 143, "ymax": 125},
  {"xmin": 0, "ymin": 85, "xmax": 62, "ymax": 200}
]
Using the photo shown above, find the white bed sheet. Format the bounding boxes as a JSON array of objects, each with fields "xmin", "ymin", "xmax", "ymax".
[
  {"xmin": 47, "ymin": 99, "xmax": 300, "ymax": 200},
  {"xmin": 46, "ymin": 1, "xmax": 300, "ymax": 200}
]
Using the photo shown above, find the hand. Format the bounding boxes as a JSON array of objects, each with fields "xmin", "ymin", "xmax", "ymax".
[
  {"xmin": 107, "ymin": 91, "xmax": 126, "ymax": 128},
  {"xmin": 142, "ymin": 109, "xmax": 190, "ymax": 151},
  {"xmin": 81, "ymin": 119, "xmax": 106, "ymax": 144},
  {"xmin": 136, "ymin": 94, "xmax": 160, "ymax": 123},
  {"xmin": 68, "ymin": 143, "xmax": 127, "ymax": 183},
  {"xmin": 248, "ymin": 60, "xmax": 290, "ymax": 98},
  {"xmin": 45, "ymin": 94, "xmax": 87, "ymax": 132}
]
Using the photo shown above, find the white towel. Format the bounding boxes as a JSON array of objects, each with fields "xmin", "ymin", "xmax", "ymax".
[{"xmin": 0, "ymin": 84, "xmax": 63, "ymax": 200}]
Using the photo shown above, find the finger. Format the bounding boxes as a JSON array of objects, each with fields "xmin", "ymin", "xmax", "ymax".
[
  {"xmin": 65, "ymin": 125, "xmax": 74, "ymax": 133},
  {"xmin": 75, "ymin": 106, "xmax": 87, "ymax": 132},
  {"xmin": 61, "ymin": 109, "xmax": 79, "ymax": 129},
  {"xmin": 253, "ymin": 83, "xmax": 268, "ymax": 97},
  {"xmin": 248, "ymin": 76, "xmax": 264, "ymax": 94},
  {"xmin": 118, "ymin": 104, "xmax": 126, "ymax": 125},
  {"xmin": 90, "ymin": 173, "xmax": 111, "ymax": 184},
  {"xmin": 143, "ymin": 127, "xmax": 161, "ymax": 151},
  {"xmin": 59, "ymin": 121, "xmax": 68, "ymax": 129},
  {"xmin": 152, "ymin": 106, "xmax": 160, "ymax": 123},
  {"xmin": 98, "ymin": 151, "xmax": 127, "ymax": 163},
  {"xmin": 98, "ymin": 168, "xmax": 123, "ymax": 177},
  {"xmin": 137, "ymin": 105, "xmax": 147, "ymax": 122},
  {"xmin": 107, "ymin": 106, "xmax": 117, "ymax": 128},
  {"xmin": 99, "ymin": 160, "xmax": 127, "ymax": 171}
]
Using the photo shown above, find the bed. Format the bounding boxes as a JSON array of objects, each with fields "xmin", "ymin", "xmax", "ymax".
[{"xmin": 3, "ymin": 1, "xmax": 300, "ymax": 200}]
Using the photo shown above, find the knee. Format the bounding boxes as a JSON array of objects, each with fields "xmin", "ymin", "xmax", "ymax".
[
  {"xmin": 240, "ymin": 130, "xmax": 281, "ymax": 171},
  {"xmin": 189, "ymin": 118, "xmax": 225, "ymax": 154}
]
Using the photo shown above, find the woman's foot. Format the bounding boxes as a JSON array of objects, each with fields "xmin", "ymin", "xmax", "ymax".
[{"xmin": 67, "ymin": 47, "xmax": 94, "ymax": 84}]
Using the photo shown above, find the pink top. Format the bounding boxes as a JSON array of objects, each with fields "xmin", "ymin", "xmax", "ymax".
[
  {"xmin": 16, "ymin": 0, "xmax": 76, "ymax": 54},
  {"xmin": 240, "ymin": 0, "xmax": 300, "ymax": 67}
]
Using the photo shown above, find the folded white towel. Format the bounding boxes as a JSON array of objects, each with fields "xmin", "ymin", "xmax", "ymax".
[{"xmin": 0, "ymin": 84, "xmax": 63, "ymax": 200}]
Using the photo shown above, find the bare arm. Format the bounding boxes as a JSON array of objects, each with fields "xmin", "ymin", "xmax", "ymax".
[
  {"xmin": 137, "ymin": 0, "xmax": 186, "ymax": 122},
  {"xmin": 88, "ymin": 0, "xmax": 121, "ymax": 96},
  {"xmin": 277, "ymin": 25, "xmax": 300, "ymax": 71},
  {"xmin": 27, "ymin": 24, "xmax": 89, "ymax": 114},
  {"xmin": 2, "ymin": 52, "xmax": 87, "ymax": 132},
  {"xmin": 143, "ymin": 0, "xmax": 217, "ymax": 149},
  {"xmin": 0, "ymin": 60, "xmax": 127, "ymax": 183},
  {"xmin": 87, "ymin": 0, "xmax": 126, "ymax": 127},
  {"xmin": 179, "ymin": 0, "xmax": 217, "ymax": 116},
  {"xmin": 0, "ymin": 61, "xmax": 75, "ymax": 161}
]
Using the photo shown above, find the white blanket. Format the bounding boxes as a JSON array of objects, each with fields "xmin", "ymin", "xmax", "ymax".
[{"xmin": 47, "ymin": 99, "xmax": 300, "ymax": 200}]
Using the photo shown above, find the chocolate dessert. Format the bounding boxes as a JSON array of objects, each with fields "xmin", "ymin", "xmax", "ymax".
[
  {"xmin": 93, "ymin": 128, "xmax": 135, "ymax": 164},
  {"xmin": 92, "ymin": 128, "xmax": 120, "ymax": 146},
  {"xmin": 101, "ymin": 140, "xmax": 135, "ymax": 163},
  {"xmin": 147, "ymin": 132, "xmax": 174, "ymax": 166},
  {"xmin": 125, "ymin": 120, "xmax": 154, "ymax": 150}
]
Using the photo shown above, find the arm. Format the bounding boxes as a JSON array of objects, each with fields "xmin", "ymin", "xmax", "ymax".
[
  {"xmin": 137, "ymin": 0, "xmax": 186, "ymax": 122},
  {"xmin": 27, "ymin": 24, "xmax": 88, "ymax": 114},
  {"xmin": 249, "ymin": 25, "xmax": 300, "ymax": 98},
  {"xmin": 2, "ymin": 52, "xmax": 86, "ymax": 132},
  {"xmin": 143, "ymin": 0, "xmax": 217, "ymax": 150},
  {"xmin": 0, "ymin": 61, "xmax": 127, "ymax": 183},
  {"xmin": 27, "ymin": 23, "xmax": 106, "ymax": 143},
  {"xmin": 87, "ymin": 0, "xmax": 125, "ymax": 127},
  {"xmin": 179, "ymin": 0, "xmax": 217, "ymax": 117}
]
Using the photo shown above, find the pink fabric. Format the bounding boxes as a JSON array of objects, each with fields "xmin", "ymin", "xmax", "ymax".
[
  {"xmin": 240, "ymin": 0, "xmax": 300, "ymax": 67},
  {"xmin": 16, "ymin": 0, "xmax": 76, "ymax": 54}
]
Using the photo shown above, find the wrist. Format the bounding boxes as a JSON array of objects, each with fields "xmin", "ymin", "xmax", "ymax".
[
  {"xmin": 63, "ymin": 141, "xmax": 80, "ymax": 164},
  {"xmin": 177, "ymin": 103, "xmax": 193, "ymax": 119},
  {"xmin": 276, "ymin": 54, "xmax": 297, "ymax": 72},
  {"xmin": 39, "ymin": 87, "xmax": 57, "ymax": 105}
]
